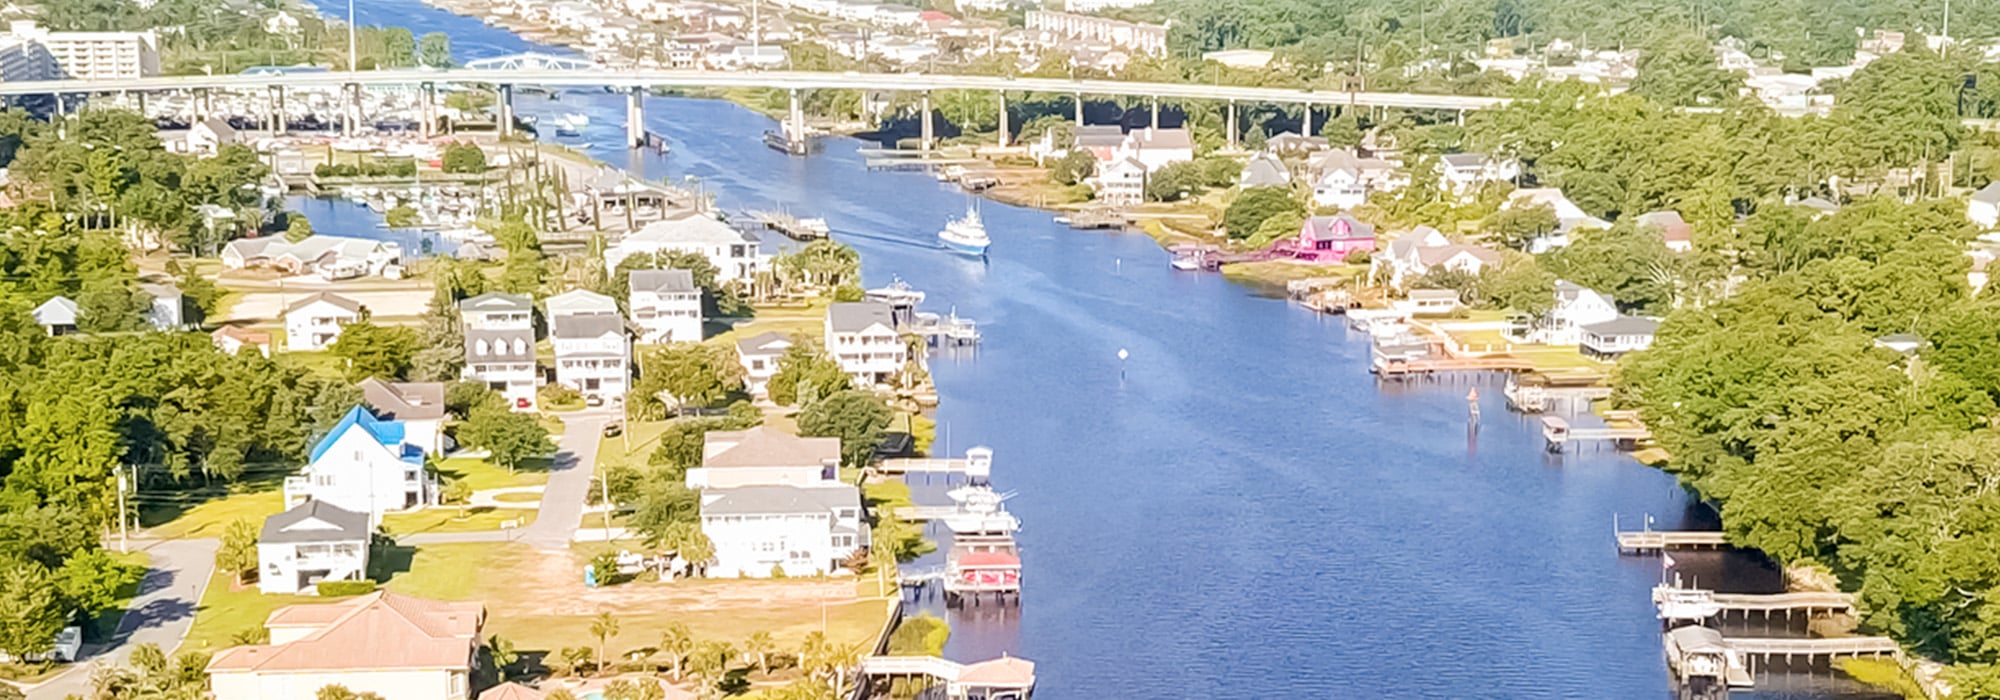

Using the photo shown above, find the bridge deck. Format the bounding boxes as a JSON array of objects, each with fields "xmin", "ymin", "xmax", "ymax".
[{"xmin": 1617, "ymin": 530, "xmax": 1729, "ymax": 552}]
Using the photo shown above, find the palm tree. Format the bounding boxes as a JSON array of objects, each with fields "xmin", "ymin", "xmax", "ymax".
[
  {"xmin": 798, "ymin": 630, "xmax": 830, "ymax": 681},
  {"xmin": 827, "ymin": 641, "xmax": 865, "ymax": 697},
  {"xmin": 589, "ymin": 611, "xmax": 621, "ymax": 676},
  {"xmin": 659, "ymin": 622, "xmax": 695, "ymax": 681},
  {"xmin": 742, "ymin": 631, "xmax": 775, "ymax": 675}
]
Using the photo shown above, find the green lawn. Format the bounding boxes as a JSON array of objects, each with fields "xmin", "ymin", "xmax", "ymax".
[
  {"xmin": 380, "ymin": 507, "xmax": 536, "ymax": 536},
  {"xmin": 492, "ymin": 491, "xmax": 541, "ymax": 504},
  {"xmin": 597, "ymin": 419, "xmax": 674, "ymax": 472},
  {"xmin": 184, "ymin": 571, "xmax": 344, "ymax": 651},
  {"xmin": 1221, "ymin": 260, "xmax": 1364, "ymax": 287},
  {"xmin": 1509, "ymin": 346, "xmax": 1612, "ymax": 375},
  {"xmin": 434, "ymin": 456, "xmax": 551, "ymax": 492},
  {"xmin": 139, "ymin": 490, "xmax": 286, "ymax": 540},
  {"xmin": 279, "ymin": 350, "xmax": 348, "ymax": 380}
]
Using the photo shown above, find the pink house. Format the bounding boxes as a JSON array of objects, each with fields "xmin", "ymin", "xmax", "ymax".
[{"xmin": 1286, "ymin": 215, "xmax": 1378, "ymax": 263}]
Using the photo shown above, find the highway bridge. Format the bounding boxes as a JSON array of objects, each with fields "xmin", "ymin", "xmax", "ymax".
[{"xmin": 0, "ymin": 53, "xmax": 1511, "ymax": 148}]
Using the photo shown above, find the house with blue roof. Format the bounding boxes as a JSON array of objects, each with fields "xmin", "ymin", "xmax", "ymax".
[{"xmin": 284, "ymin": 406, "xmax": 435, "ymax": 521}]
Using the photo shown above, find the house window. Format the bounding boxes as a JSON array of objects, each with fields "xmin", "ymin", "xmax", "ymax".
[
  {"xmin": 314, "ymin": 474, "xmax": 334, "ymax": 487},
  {"xmin": 833, "ymin": 535, "xmax": 851, "ymax": 548}
]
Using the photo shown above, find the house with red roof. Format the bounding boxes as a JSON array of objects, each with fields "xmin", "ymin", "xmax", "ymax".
[{"xmin": 207, "ymin": 591, "xmax": 485, "ymax": 700}]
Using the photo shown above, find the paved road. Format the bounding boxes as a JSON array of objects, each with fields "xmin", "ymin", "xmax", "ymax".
[
  {"xmin": 519, "ymin": 412, "xmax": 610, "ymax": 550},
  {"xmin": 22, "ymin": 538, "xmax": 218, "ymax": 700}
]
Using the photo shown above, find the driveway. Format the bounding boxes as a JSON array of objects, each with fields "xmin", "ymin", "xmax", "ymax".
[
  {"xmin": 518, "ymin": 412, "xmax": 610, "ymax": 550},
  {"xmin": 21, "ymin": 538, "xmax": 218, "ymax": 700}
]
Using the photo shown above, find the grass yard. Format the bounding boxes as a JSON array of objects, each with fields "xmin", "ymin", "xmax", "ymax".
[
  {"xmin": 1508, "ymin": 346, "xmax": 1613, "ymax": 376},
  {"xmin": 710, "ymin": 301, "xmax": 831, "ymax": 349},
  {"xmin": 434, "ymin": 456, "xmax": 551, "ymax": 491},
  {"xmin": 492, "ymin": 491, "xmax": 542, "ymax": 504},
  {"xmin": 380, "ymin": 507, "xmax": 537, "ymax": 536},
  {"xmin": 597, "ymin": 419, "xmax": 675, "ymax": 472},
  {"xmin": 1221, "ymin": 260, "xmax": 1365, "ymax": 288},
  {"xmin": 139, "ymin": 490, "xmax": 285, "ymax": 540},
  {"xmin": 279, "ymin": 350, "xmax": 348, "ymax": 380},
  {"xmin": 184, "ymin": 571, "xmax": 344, "ymax": 651}
]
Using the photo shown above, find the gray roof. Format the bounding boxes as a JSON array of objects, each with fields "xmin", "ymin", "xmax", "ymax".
[
  {"xmin": 630, "ymin": 268, "xmax": 698, "ymax": 294},
  {"xmin": 284, "ymin": 292, "xmax": 363, "ymax": 316},
  {"xmin": 1073, "ymin": 125, "xmax": 1124, "ymax": 149},
  {"xmin": 1239, "ymin": 153, "xmax": 1290, "ymax": 188},
  {"xmin": 1974, "ymin": 182, "xmax": 2000, "ymax": 205},
  {"xmin": 261, "ymin": 500, "xmax": 369, "ymax": 544},
  {"xmin": 33, "ymin": 296, "xmax": 78, "ymax": 326},
  {"xmin": 1441, "ymin": 152, "xmax": 1487, "ymax": 168},
  {"xmin": 461, "ymin": 292, "xmax": 534, "ymax": 314},
  {"xmin": 1131, "ymin": 127, "xmax": 1192, "ymax": 150},
  {"xmin": 357, "ymin": 378, "xmax": 448, "ymax": 421},
  {"xmin": 700, "ymin": 484, "xmax": 860, "ymax": 516},
  {"xmin": 827, "ymin": 302, "xmax": 896, "ymax": 334},
  {"xmin": 735, "ymin": 331, "xmax": 792, "ymax": 356},
  {"xmin": 139, "ymin": 282, "xmax": 182, "ymax": 300},
  {"xmin": 465, "ymin": 328, "xmax": 535, "ymax": 362},
  {"xmin": 1582, "ymin": 315, "xmax": 1659, "ymax": 336},
  {"xmin": 550, "ymin": 313, "xmax": 626, "ymax": 340}
]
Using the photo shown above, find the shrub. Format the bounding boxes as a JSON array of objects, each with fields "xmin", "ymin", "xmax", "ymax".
[
  {"xmin": 316, "ymin": 579, "xmax": 378, "ymax": 597},
  {"xmin": 539, "ymin": 383, "xmax": 582, "ymax": 407}
]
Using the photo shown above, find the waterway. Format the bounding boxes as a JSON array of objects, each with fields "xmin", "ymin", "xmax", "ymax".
[{"xmin": 297, "ymin": 3, "xmax": 1898, "ymax": 697}]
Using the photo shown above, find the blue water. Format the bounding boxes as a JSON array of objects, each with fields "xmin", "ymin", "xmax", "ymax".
[{"xmin": 292, "ymin": 1, "xmax": 1897, "ymax": 697}]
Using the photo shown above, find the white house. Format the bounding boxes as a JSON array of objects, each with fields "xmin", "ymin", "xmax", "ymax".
[
  {"xmin": 1115, "ymin": 127, "xmax": 1193, "ymax": 172},
  {"xmin": 283, "ymin": 293, "xmax": 363, "ymax": 352},
  {"xmin": 357, "ymin": 378, "xmax": 447, "ymax": 456},
  {"xmin": 736, "ymin": 331, "xmax": 794, "ymax": 398},
  {"xmin": 31, "ymin": 295, "xmax": 78, "ymax": 336},
  {"xmin": 223, "ymin": 235, "xmax": 402, "ymax": 278},
  {"xmin": 1372, "ymin": 227, "xmax": 1502, "ymax": 288},
  {"xmin": 1309, "ymin": 149, "xmax": 1401, "ymax": 209},
  {"xmin": 1438, "ymin": 152, "xmax": 1516, "ymax": 197},
  {"xmin": 1634, "ymin": 210, "xmax": 1694, "ymax": 253},
  {"xmin": 206, "ymin": 591, "xmax": 483, "ymax": 700},
  {"xmin": 1971, "ymin": 182, "xmax": 2000, "ymax": 229},
  {"xmin": 1092, "ymin": 156, "xmax": 1147, "ymax": 206},
  {"xmin": 1580, "ymin": 315, "xmax": 1659, "ymax": 358},
  {"xmin": 629, "ymin": 269, "xmax": 703, "ymax": 344},
  {"xmin": 212, "ymin": 325, "xmax": 273, "ymax": 357},
  {"xmin": 605, "ymin": 212, "xmax": 769, "ymax": 283},
  {"xmin": 460, "ymin": 292, "xmax": 537, "ymax": 411},
  {"xmin": 257, "ymin": 500, "xmax": 370, "ymax": 595},
  {"xmin": 687, "ymin": 426, "xmax": 842, "ymax": 490},
  {"xmin": 1506, "ymin": 188, "xmax": 1611, "ymax": 253},
  {"xmin": 284, "ymin": 406, "xmax": 435, "ymax": 522},
  {"xmin": 699, "ymin": 484, "xmax": 866, "ymax": 578},
  {"xmin": 546, "ymin": 289, "xmax": 629, "ymax": 401},
  {"xmin": 825, "ymin": 302, "xmax": 905, "ymax": 385},
  {"xmin": 139, "ymin": 282, "xmax": 185, "ymax": 330},
  {"xmin": 1528, "ymin": 280, "xmax": 1620, "ymax": 345}
]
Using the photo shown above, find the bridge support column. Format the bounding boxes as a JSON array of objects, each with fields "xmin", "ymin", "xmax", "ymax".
[
  {"xmin": 1074, "ymin": 93, "xmax": 1084, "ymax": 125},
  {"xmin": 1149, "ymin": 95, "xmax": 1158, "ymax": 129},
  {"xmin": 788, "ymin": 88, "xmax": 804, "ymax": 142},
  {"xmin": 1303, "ymin": 102, "xmax": 1314, "ymax": 136},
  {"xmin": 919, "ymin": 90, "xmax": 933, "ymax": 153},
  {"xmin": 498, "ymin": 84, "xmax": 514, "ymax": 139},
  {"xmin": 996, "ymin": 91, "xmax": 1008, "ymax": 148},
  {"xmin": 271, "ymin": 86, "xmax": 285, "ymax": 135},
  {"xmin": 626, "ymin": 87, "xmax": 645, "ymax": 148},
  {"xmin": 420, "ymin": 83, "xmax": 436, "ymax": 139},
  {"xmin": 192, "ymin": 88, "xmax": 207, "ymax": 121},
  {"xmin": 342, "ymin": 83, "xmax": 362, "ymax": 137},
  {"xmin": 1456, "ymin": 109, "xmax": 1465, "ymax": 127},
  {"xmin": 135, "ymin": 91, "xmax": 145, "ymax": 118},
  {"xmin": 1226, "ymin": 99, "xmax": 1238, "ymax": 151}
]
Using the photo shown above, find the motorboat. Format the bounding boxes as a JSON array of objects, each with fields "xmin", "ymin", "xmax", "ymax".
[{"xmin": 937, "ymin": 207, "xmax": 990, "ymax": 256}]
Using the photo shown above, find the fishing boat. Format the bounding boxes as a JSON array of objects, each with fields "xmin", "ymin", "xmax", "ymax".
[
  {"xmin": 553, "ymin": 113, "xmax": 588, "ymax": 136},
  {"xmin": 937, "ymin": 207, "xmax": 991, "ymax": 256}
]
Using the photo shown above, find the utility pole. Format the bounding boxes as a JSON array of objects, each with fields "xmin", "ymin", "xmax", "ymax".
[
  {"xmin": 347, "ymin": 0, "xmax": 358, "ymax": 71},
  {"xmin": 115, "ymin": 465, "xmax": 129, "ymax": 553}
]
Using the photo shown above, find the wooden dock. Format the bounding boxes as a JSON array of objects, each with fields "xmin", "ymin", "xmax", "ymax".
[
  {"xmin": 878, "ymin": 457, "xmax": 972, "ymax": 474},
  {"xmin": 1710, "ymin": 591, "xmax": 1855, "ymax": 613},
  {"xmin": 1541, "ymin": 416, "xmax": 1651, "ymax": 451},
  {"xmin": 1726, "ymin": 636, "xmax": 1899, "ymax": 660},
  {"xmin": 1373, "ymin": 357, "xmax": 1535, "ymax": 376},
  {"xmin": 1617, "ymin": 530, "xmax": 1730, "ymax": 552}
]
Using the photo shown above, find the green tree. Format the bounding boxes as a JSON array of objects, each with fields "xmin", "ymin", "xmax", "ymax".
[
  {"xmin": 440, "ymin": 142, "xmax": 487, "ymax": 174},
  {"xmin": 603, "ymin": 678, "xmax": 665, "ymax": 700},
  {"xmin": 797, "ymin": 390, "xmax": 893, "ymax": 468},
  {"xmin": 1629, "ymin": 32, "xmax": 1737, "ymax": 107},
  {"xmin": 417, "ymin": 32, "xmax": 452, "ymax": 68},
  {"xmin": 329, "ymin": 322, "xmax": 419, "ymax": 381},
  {"xmin": 659, "ymin": 622, "xmax": 696, "ymax": 680},
  {"xmin": 1484, "ymin": 204, "xmax": 1558, "ymax": 250},
  {"xmin": 1050, "ymin": 150, "xmax": 1094, "ymax": 186},
  {"xmin": 1143, "ymin": 161, "xmax": 1205, "ymax": 202},
  {"xmin": 456, "ymin": 404, "xmax": 553, "ymax": 474},
  {"xmin": 1222, "ymin": 187, "xmax": 1301, "ymax": 239},
  {"xmin": 589, "ymin": 611, "xmax": 620, "ymax": 676},
  {"xmin": 0, "ymin": 561, "xmax": 63, "ymax": 660},
  {"xmin": 285, "ymin": 213, "xmax": 314, "ymax": 243},
  {"xmin": 52, "ymin": 547, "xmax": 142, "ymax": 622},
  {"xmin": 488, "ymin": 634, "xmax": 519, "ymax": 681},
  {"xmin": 317, "ymin": 684, "xmax": 386, "ymax": 700},
  {"xmin": 767, "ymin": 341, "xmax": 851, "ymax": 407},
  {"xmin": 216, "ymin": 518, "xmax": 260, "ymax": 586},
  {"xmin": 743, "ymin": 630, "xmax": 776, "ymax": 674},
  {"xmin": 635, "ymin": 344, "xmax": 742, "ymax": 414}
]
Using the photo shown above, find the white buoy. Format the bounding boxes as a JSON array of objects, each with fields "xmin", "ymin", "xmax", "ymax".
[{"xmin": 1118, "ymin": 348, "xmax": 1129, "ymax": 379}]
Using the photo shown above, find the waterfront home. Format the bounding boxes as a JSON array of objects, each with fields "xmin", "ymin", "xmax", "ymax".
[
  {"xmin": 283, "ymin": 293, "xmax": 364, "ymax": 352},
  {"xmin": 689, "ymin": 426, "xmax": 842, "ymax": 489},
  {"xmin": 1635, "ymin": 211, "xmax": 1694, "ymax": 253},
  {"xmin": 1505, "ymin": 188, "xmax": 1610, "ymax": 252},
  {"xmin": 461, "ymin": 292, "xmax": 538, "ymax": 410},
  {"xmin": 1284, "ymin": 215, "xmax": 1376, "ymax": 263},
  {"xmin": 1237, "ymin": 152, "xmax": 1290, "ymax": 189},
  {"xmin": 826, "ymin": 301, "xmax": 907, "ymax": 385},
  {"xmin": 206, "ymin": 591, "xmax": 484, "ymax": 700},
  {"xmin": 222, "ymin": 235, "xmax": 403, "ymax": 278},
  {"xmin": 1115, "ymin": 127, "xmax": 1193, "ymax": 172},
  {"xmin": 212, "ymin": 325, "xmax": 272, "ymax": 357},
  {"xmin": 1402, "ymin": 289, "xmax": 1461, "ymax": 316},
  {"xmin": 1438, "ymin": 152, "xmax": 1516, "ymax": 197},
  {"xmin": 1579, "ymin": 315, "xmax": 1658, "ymax": 358},
  {"xmin": 1520, "ymin": 280, "xmax": 1619, "ymax": 346},
  {"xmin": 1308, "ymin": 149, "xmax": 1400, "ymax": 209},
  {"xmin": 139, "ymin": 282, "xmax": 186, "ymax": 330},
  {"xmin": 700, "ymin": 484, "xmax": 866, "ymax": 578},
  {"xmin": 735, "ymin": 331, "xmax": 794, "ymax": 397},
  {"xmin": 1092, "ymin": 156, "xmax": 1147, "ymax": 206},
  {"xmin": 1072, "ymin": 124, "xmax": 1126, "ymax": 163},
  {"xmin": 185, "ymin": 117, "xmax": 238, "ymax": 156},
  {"xmin": 629, "ymin": 269, "xmax": 704, "ymax": 344},
  {"xmin": 256, "ymin": 500, "xmax": 369, "ymax": 595},
  {"xmin": 1369, "ymin": 331, "xmax": 1433, "ymax": 373},
  {"xmin": 1371, "ymin": 227, "xmax": 1502, "ymax": 288},
  {"xmin": 31, "ymin": 295, "xmax": 77, "ymax": 336},
  {"xmin": 547, "ymin": 289, "xmax": 630, "ymax": 401},
  {"xmin": 357, "ymin": 378, "xmax": 448, "ymax": 456},
  {"xmin": 1972, "ymin": 182, "xmax": 2000, "ymax": 229},
  {"xmin": 1265, "ymin": 131, "xmax": 1328, "ymax": 154},
  {"xmin": 285, "ymin": 406, "xmax": 435, "ymax": 522},
  {"xmin": 606, "ymin": 212, "xmax": 768, "ymax": 284}
]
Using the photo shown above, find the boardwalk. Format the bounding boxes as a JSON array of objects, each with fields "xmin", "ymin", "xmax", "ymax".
[
  {"xmin": 1728, "ymin": 636, "xmax": 1900, "ymax": 659},
  {"xmin": 1373, "ymin": 357, "xmax": 1535, "ymax": 376},
  {"xmin": 1710, "ymin": 591, "xmax": 1855, "ymax": 613},
  {"xmin": 1616, "ymin": 530, "xmax": 1730, "ymax": 552}
]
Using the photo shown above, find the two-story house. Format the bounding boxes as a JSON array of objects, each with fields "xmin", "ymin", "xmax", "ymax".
[
  {"xmin": 735, "ymin": 332, "xmax": 793, "ymax": 398},
  {"xmin": 285, "ymin": 406, "xmax": 435, "ymax": 523},
  {"xmin": 206, "ymin": 591, "xmax": 484, "ymax": 700},
  {"xmin": 700, "ymin": 485, "xmax": 866, "ymax": 578},
  {"xmin": 1580, "ymin": 315, "xmax": 1659, "ymax": 359},
  {"xmin": 357, "ymin": 378, "xmax": 448, "ymax": 456},
  {"xmin": 1526, "ymin": 280, "xmax": 1620, "ymax": 346},
  {"xmin": 546, "ymin": 289, "xmax": 629, "ymax": 401},
  {"xmin": 284, "ymin": 293, "xmax": 364, "ymax": 352},
  {"xmin": 257, "ymin": 500, "xmax": 369, "ymax": 595},
  {"xmin": 688, "ymin": 426, "xmax": 842, "ymax": 490},
  {"xmin": 628, "ymin": 269, "xmax": 704, "ymax": 344},
  {"xmin": 825, "ymin": 302, "xmax": 906, "ymax": 386},
  {"xmin": 1308, "ymin": 149, "xmax": 1402, "ymax": 209},
  {"xmin": 1438, "ymin": 152, "xmax": 1517, "ymax": 198},
  {"xmin": 460, "ymin": 292, "xmax": 537, "ymax": 411},
  {"xmin": 604, "ymin": 212, "xmax": 769, "ymax": 283},
  {"xmin": 1371, "ymin": 227, "xmax": 1503, "ymax": 289}
]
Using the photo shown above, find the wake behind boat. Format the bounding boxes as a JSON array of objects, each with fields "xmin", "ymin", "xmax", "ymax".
[{"xmin": 938, "ymin": 207, "xmax": 990, "ymax": 256}]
